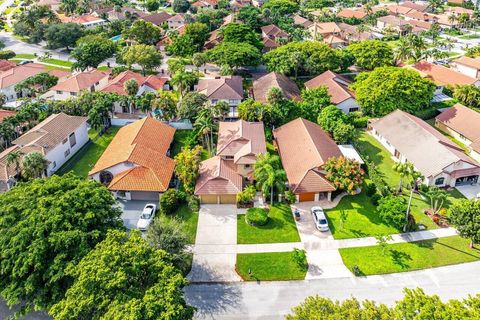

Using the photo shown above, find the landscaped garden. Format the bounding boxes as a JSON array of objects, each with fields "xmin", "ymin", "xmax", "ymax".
[
  {"xmin": 236, "ymin": 250, "xmax": 307, "ymax": 281},
  {"xmin": 57, "ymin": 126, "xmax": 120, "ymax": 177},
  {"xmin": 340, "ymin": 236, "xmax": 480, "ymax": 275},
  {"xmin": 237, "ymin": 204, "xmax": 301, "ymax": 244}
]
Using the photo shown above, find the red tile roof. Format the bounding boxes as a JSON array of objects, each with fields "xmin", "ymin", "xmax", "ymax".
[
  {"xmin": 253, "ymin": 72, "xmax": 300, "ymax": 104},
  {"xmin": 51, "ymin": 69, "xmax": 109, "ymax": 93},
  {"xmin": 304, "ymin": 71, "xmax": 354, "ymax": 104},
  {"xmin": 194, "ymin": 156, "xmax": 243, "ymax": 195},
  {"xmin": 411, "ymin": 61, "xmax": 478, "ymax": 86},
  {"xmin": 436, "ymin": 103, "xmax": 480, "ymax": 142},
  {"xmin": 101, "ymin": 70, "xmax": 167, "ymax": 96},
  {"xmin": 197, "ymin": 76, "xmax": 243, "ymax": 100},
  {"xmin": 0, "ymin": 109, "xmax": 16, "ymax": 123}
]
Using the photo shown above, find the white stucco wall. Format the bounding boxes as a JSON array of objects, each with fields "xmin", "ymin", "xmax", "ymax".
[
  {"xmin": 455, "ymin": 64, "xmax": 479, "ymax": 79},
  {"xmin": 337, "ymin": 98, "xmax": 360, "ymax": 113}
]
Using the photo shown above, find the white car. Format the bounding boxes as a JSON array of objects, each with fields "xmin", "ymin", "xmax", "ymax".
[
  {"xmin": 137, "ymin": 204, "xmax": 156, "ymax": 231},
  {"xmin": 311, "ymin": 206, "xmax": 329, "ymax": 232}
]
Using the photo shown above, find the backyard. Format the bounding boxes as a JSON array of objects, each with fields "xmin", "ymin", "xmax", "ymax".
[
  {"xmin": 172, "ymin": 129, "xmax": 209, "ymax": 160},
  {"xmin": 57, "ymin": 126, "xmax": 120, "ymax": 177},
  {"xmin": 340, "ymin": 236, "xmax": 480, "ymax": 275},
  {"xmin": 237, "ymin": 204, "xmax": 301, "ymax": 244}
]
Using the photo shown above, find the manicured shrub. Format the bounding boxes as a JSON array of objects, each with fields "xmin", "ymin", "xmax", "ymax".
[
  {"xmin": 237, "ymin": 185, "xmax": 256, "ymax": 207},
  {"xmin": 160, "ymin": 189, "xmax": 186, "ymax": 214},
  {"xmin": 284, "ymin": 190, "xmax": 297, "ymax": 204},
  {"xmin": 377, "ymin": 195, "xmax": 407, "ymax": 230},
  {"xmin": 292, "ymin": 248, "xmax": 307, "ymax": 269},
  {"xmin": 187, "ymin": 195, "xmax": 200, "ymax": 212},
  {"xmin": 365, "ymin": 182, "xmax": 377, "ymax": 197},
  {"xmin": 0, "ymin": 50, "xmax": 15, "ymax": 60},
  {"xmin": 245, "ymin": 208, "xmax": 269, "ymax": 226}
]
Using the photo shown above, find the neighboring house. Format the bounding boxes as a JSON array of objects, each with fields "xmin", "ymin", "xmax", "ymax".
[
  {"xmin": 261, "ymin": 24, "xmax": 289, "ymax": 43},
  {"xmin": 401, "ymin": 1, "xmax": 428, "ymax": 12},
  {"xmin": 37, "ymin": 0, "xmax": 61, "ymax": 11},
  {"xmin": 304, "ymin": 71, "xmax": 359, "ymax": 113},
  {"xmin": 192, "ymin": 0, "xmax": 218, "ymax": 9},
  {"xmin": 376, "ymin": 15, "xmax": 424, "ymax": 34},
  {"xmin": 371, "ymin": 109, "xmax": 480, "ymax": 187},
  {"xmin": 293, "ymin": 14, "xmax": 313, "ymax": 28},
  {"xmin": 89, "ymin": 117, "xmax": 176, "ymax": 201},
  {"xmin": 452, "ymin": 56, "xmax": 480, "ymax": 79},
  {"xmin": 337, "ymin": 23, "xmax": 375, "ymax": 42},
  {"xmin": 141, "ymin": 11, "xmax": 172, "ymax": 26},
  {"xmin": 436, "ymin": 104, "xmax": 480, "ymax": 163},
  {"xmin": 307, "ymin": 22, "xmax": 342, "ymax": 40},
  {"xmin": 195, "ymin": 120, "xmax": 266, "ymax": 204},
  {"xmin": 273, "ymin": 118, "xmax": 342, "ymax": 202},
  {"xmin": 252, "ymin": 72, "xmax": 300, "ymax": 104},
  {"xmin": 410, "ymin": 61, "xmax": 480, "ymax": 95},
  {"xmin": 204, "ymin": 29, "xmax": 223, "ymax": 49},
  {"xmin": 0, "ymin": 60, "xmax": 16, "ymax": 72},
  {"xmin": 0, "ymin": 113, "xmax": 88, "ymax": 192},
  {"xmin": 337, "ymin": 8, "xmax": 368, "ymax": 19},
  {"xmin": 59, "ymin": 14, "xmax": 107, "ymax": 29},
  {"xmin": 384, "ymin": 4, "xmax": 414, "ymax": 15},
  {"xmin": 0, "ymin": 109, "xmax": 15, "ymax": 123},
  {"xmin": 94, "ymin": 7, "xmax": 148, "ymax": 20},
  {"xmin": 196, "ymin": 76, "xmax": 244, "ymax": 118},
  {"xmin": 167, "ymin": 14, "xmax": 185, "ymax": 29},
  {"xmin": 44, "ymin": 69, "xmax": 110, "ymax": 101},
  {"xmin": 0, "ymin": 63, "xmax": 49, "ymax": 102}
]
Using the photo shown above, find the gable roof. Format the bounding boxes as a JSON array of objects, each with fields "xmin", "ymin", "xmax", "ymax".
[
  {"xmin": 216, "ymin": 120, "xmax": 266, "ymax": 162},
  {"xmin": 293, "ymin": 14, "xmax": 313, "ymax": 28},
  {"xmin": 197, "ymin": 76, "xmax": 244, "ymax": 100},
  {"xmin": 51, "ymin": 69, "xmax": 109, "ymax": 93},
  {"xmin": 0, "ymin": 63, "xmax": 47, "ymax": 89},
  {"xmin": 401, "ymin": 1, "xmax": 428, "ymax": 12},
  {"xmin": 101, "ymin": 70, "xmax": 167, "ymax": 95},
  {"xmin": 142, "ymin": 11, "xmax": 172, "ymax": 26},
  {"xmin": 337, "ymin": 8, "xmax": 367, "ymax": 19},
  {"xmin": 308, "ymin": 22, "xmax": 341, "ymax": 35},
  {"xmin": 372, "ymin": 109, "xmax": 479, "ymax": 178},
  {"xmin": 304, "ymin": 71, "xmax": 354, "ymax": 104},
  {"xmin": 261, "ymin": 24, "xmax": 288, "ymax": 38},
  {"xmin": 436, "ymin": 104, "xmax": 480, "ymax": 143},
  {"xmin": 253, "ymin": 72, "xmax": 300, "ymax": 104},
  {"xmin": 273, "ymin": 118, "xmax": 341, "ymax": 193},
  {"xmin": 411, "ymin": 61, "xmax": 478, "ymax": 86},
  {"xmin": 194, "ymin": 156, "xmax": 243, "ymax": 195},
  {"xmin": 454, "ymin": 56, "xmax": 480, "ymax": 70},
  {"xmin": 89, "ymin": 117, "xmax": 176, "ymax": 192}
]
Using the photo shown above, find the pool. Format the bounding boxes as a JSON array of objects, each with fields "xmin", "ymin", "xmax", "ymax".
[{"xmin": 111, "ymin": 35, "xmax": 122, "ymax": 42}]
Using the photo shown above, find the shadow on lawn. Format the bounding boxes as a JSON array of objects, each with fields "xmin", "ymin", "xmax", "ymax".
[{"xmin": 389, "ymin": 249, "xmax": 412, "ymax": 269}]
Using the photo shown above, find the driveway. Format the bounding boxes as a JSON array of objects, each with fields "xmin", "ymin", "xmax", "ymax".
[
  {"xmin": 455, "ymin": 185, "xmax": 480, "ymax": 199},
  {"xmin": 117, "ymin": 199, "xmax": 157, "ymax": 230},
  {"xmin": 188, "ymin": 205, "xmax": 242, "ymax": 282}
]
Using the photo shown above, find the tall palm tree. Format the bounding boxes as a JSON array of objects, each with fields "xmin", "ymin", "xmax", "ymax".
[
  {"xmin": 170, "ymin": 72, "xmax": 197, "ymax": 98},
  {"xmin": 22, "ymin": 152, "xmax": 49, "ymax": 180},
  {"xmin": 6, "ymin": 150, "xmax": 23, "ymax": 178},
  {"xmin": 254, "ymin": 153, "xmax": 286, "ymax": 204},
  {"xmin": 392, "ymin": 162, "xmax": 416, "ymax": 192},
  {"xmin": 124, "ymin": 79, "xmax": 139, "ymax": 114},
  {"xmin": 453, "ymin": 85, "xmax": 480, "ymax": 108},
  {"xmin": 194, "ymin": 111, "xmax": 215, "ymax": 156}
]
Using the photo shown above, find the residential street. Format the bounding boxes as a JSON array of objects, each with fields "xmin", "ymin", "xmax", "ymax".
[{"xmin": 185, "ymin": 261, "xmax": 480, "ymax": 320}]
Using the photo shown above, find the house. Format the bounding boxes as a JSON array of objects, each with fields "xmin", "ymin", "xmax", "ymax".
[
  {"xmin": 196, "ymin": 76, "xmax": 244, "ymax": 118},
  {"xmin": 59, "ymin": 14, "xmax": 107, "ymax": 29},
  {"xmin": 304, "ymin": 71, "xmax": 359, "ymax": 113},
  {"xmin": 436, "ymin": 104, "xmax": 480, "ymax": 163},
  {"xmin": 377, "ymin": 15, "xmax": 423, "ymax": 35},
  {"xmin": 44, "ymin": 69, "xmax": 110, "ymax": 100},
  {"xmin": 0, "ymin": 60, "xmax": 16, "ymax": 72},
  {"xmin": 0, "ymin": 109, "xmax": 15, "ymax": 123},
  {"xmin": 401, "ymin": 1, "xmax": 428, "ymax": 12},
  {"xmin": 410, "ymin": 61, "xmax": 480, "ymax": 95},
  {"xmin": 204, "ymin": 29, "xmax": 223, "ymax": 49},
  {"xmin": 89, "ymin": 117, "xmax": 176, "ymax": 201},
  {"xmin": 141, "ymin": 11, "xmax": 172, "ymax": 26},
  {"xmin": 0, "ymin": 63, "xmax": 50, "ymax": 102},
  {"xmin": 384, "ymin": 4, "xmax": 414, "ymax": 15},
  {"xmin": 323, "ymin": 35, "xmax": 347, "ymax": 48},
  {"xmin": 370, "ymin": 109, "xmax": 480, "ymax": 187},
  {"xmin": 195, "ymin": 120, "xmax": 266, "ymax": 203},
  {"xmin": 37, "ymin": 0, "xmax": 61, "ymax": 11},
  {"xmin": 0, "ymin": 113, "xmax": 88, "ymax": 192},
  {"xmin": 230, "ymin": 0, "xmax": 251, "ymax": 11},
  {"xmin": 192, "ymin": 0, "xmax": 218, "ymax": 9},
  {"xmin": 94, "ymin": 6, "xmax": 147, "ymax": 20},
  {"xmin": 337, "ymin": 23, "xmax": 375, "ymax": 42},
  {"xmin": 261, "ymin": 24, "xmax": 289, "ymax": 43},
  {"xmin": 337, "ymin": 8, "xmax": 368, "ymax": 19},
  {"xmin": 252, "ymin": 72, "xmax": 300, "ymax": 104},
  {"xmin": 307, "ymin": 22, "xmax": 341, "ymax": 40},
  {"xmin": 293, "ymin": 14, "xmax": 313, "ymax": 28},
  {"xmin": 453, "ymin": 56, "xmax": 480, "ymax": 79},
  {"xmin": 273, "ymin": 118, "xmax": 342, "ymax": 202},
  {"xmin": 167, "ymin": 14, "xmax": 185, "ymax": 29}
]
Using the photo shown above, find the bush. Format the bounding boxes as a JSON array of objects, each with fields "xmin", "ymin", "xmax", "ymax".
[
  {"xmin": 348, "ymin": 112, "xmax": 369, "ymax": 128},
  {"xmin": 413, "ymin": 107, "xmax": 439, "ymax": 120},
  {"xmin": 377, "ymin": 195, "xmax": 407, "ymax": 230},
  {"xmin": 0, "ymin": 50, "xmax": 15, "ymax": 60},
  {"xmin": 159, "ymin": 189, "xmax": 186, "ymax": 214},
  {"xmin": 371, "ymin": 193, "xmax": 381, "ymax": 206},
  {"xmin": 292, "ymin": 248, "xmax": 307, "ymax": 269},
  {"xmin": 237, "ymin": 185, "xmax": 256, "ymax": 208},
  {"xmin": 352, "ymin": 265, "xmax": 362, "ymax": 276},
  {"xmin": 419, "ymin": 184, "xmax": 430, "ymax": 194},
  {"xmin": 187, "ymin": 195, "xmax": 200, "ymax": 212},
  {"xmin": 365, "ymin": 183, "xmax": 377, "ymax": 197},
  {"xmin": 245, "ymin": 208, "xmax": 269, "ymax": 226},
  {"xmin": 284, "ymin": 190, "xmax": 297, "ymax": 204}
]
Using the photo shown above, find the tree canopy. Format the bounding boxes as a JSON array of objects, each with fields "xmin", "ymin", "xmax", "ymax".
[
  {"xmin": 448, "ymin": 198, "xmax": 480, "ymax": 247},
  {"xmin": 220, "ymin": 23, "xmax": 263, "ymax": 49},
  {"xmin": 0, "ymin": 174, "xmax": 124, "ymax": 313},
  {"xmin": 44, "ymin": 23, "xmax": 84, "ymax": 50},
  {"xmin": 124, "ymin": 19, "xmax": 162, "ymax": 45},
  {"xmin": 352, "ymin": 67, "xmax": 436, "ymax": 116},
  {"xmin": 348, "ymin": 40, "xmax": 394, "ymax": 70},
  {"xmin": 324, "ymin": 156, "xmax": 364, "ymax": 194},
  {"xmin": 122, "ymin": 44, "xmax": 163, "ymax": 75},
  {"xmin": 71, "ymin": 35, "xmax": 117, "ymax": 70},
  {"xmin": 205, "ymin": 41, "xmax": 262, "ymax": 71}
]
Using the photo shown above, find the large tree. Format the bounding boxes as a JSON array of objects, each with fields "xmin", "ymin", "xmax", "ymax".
[
  {"xmin": 254, "ymin": 153, "xmax": 286, "ymax": 203},
  {"xmin": 122, "ymin": 44, "xmax": 163, "ymax": 75},
  {"xmin": 49, "ymin": 230, "xmax": 194, "ymax": 320},
  {"xmin": 324, "ymin": 156, "xmax": 364, "ymax": 195},
  {"xmin": 44, "ymin": 23, "xmax": 84, "ymax": 50},
  {"xmin": 71, "ymin": 35, "xmax": 117, "ymax": 70},
  {"xmin": 237, "ymin": 98, "xmax": 271, "ymax": 122},
  {"xmin": 453, "ymin": 85, "xmax": 480, "ymax": 109},
  {"xmin": 298, "ymin": 87, "xmax": 332, "ymax": 122},
  {"xmin": 0, "ymin": 174, "xmax": 124, "ymax": 313},
  {"xmin": 377, "ymin": 195, "xmax": 408, "ymax": 230},
  {"xmin": 205, "ymin": 41, "xmax": 262, "ymax": 72},
  {"xmin": 348, "ymin": 40, "xmax": 394, "ymax": 70},
  {"xmin": 448, "ymin": 199, "xmax": 480, "ymax": 248},
  {"xmin": 237, "ymin": 6, "xmax": 263, "ymax": 31},
  {"xmin": 220, "ymin": 22, "xmax": 263, "ymax": 49},
  {"xmin": 174, "ymin": 145, "xmax": 203, "ymax": 194},
  {"xmin": 124, "ymin": 19, "xmax": 162, "ymax": 45},
  {"xmin": 352, "ymin": 67, "xmax": 436, "ymax": 117}
]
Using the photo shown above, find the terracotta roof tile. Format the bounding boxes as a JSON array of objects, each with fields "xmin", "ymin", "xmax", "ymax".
[
  {"xmin": 454, "ymin": 56, "xmax": 480, "ymax": 70},
  {"xmin": 216, "ymin": 120, "xmax": 266, "ymax": 162},
  {"xmin": 0, "ymin": 63, "xmax": 47, "ymax": 89},
  {"xmin": 436, "ymin": 104, "xmax": 480, "ymax": 142},
  {"xmin": 253, "ymin": 72, "xmax": 300, "ymax": 104},
  {"xmin": 411, "ymin": 61, "xmax": 478, "ymax": 86},
  {"xmin": 194, "ymin": 156, "xmax": 243, "ymax": 195},
  {"xmin": 0, "ymin": 109, "xmax": 16, "ymax": 123},
  {"xmin": 304, "ymin": 70, "xmax": 354, "ymax": 104},
  {"xmin": 51, "ymin": 69, "xmax": 109, "ymax": 93},
  {"xmin": 337, "ymin": 8, "xmax": 367, "ymax": 19},
  {"xmin": 197, "ymin": 76, "xmax": 243, "ymax": 100}
]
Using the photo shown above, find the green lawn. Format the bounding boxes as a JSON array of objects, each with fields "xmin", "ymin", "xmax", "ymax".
[
  {"xmin": 340, "ymin": 236, "xmax": 480, "ymax": 275},
  {"xmin": 14, "ymin": 53, "xmax": 35, "ymax": 59},
  {"xmin": 237, "ymin": 204, "xmax": 300, "ymax": 244},
  {"xmin": 236, "ymin": 251, "xmax": 307, "ymax": 281},
  {"xmin": 41, "ymin": 58, "xmax": 73, "ymax": 67},
  {"xmin": 169, "ymin": 205, "xmax": 198, "ymax": 244},
  {"xmin": 458, "ymin": 34, "xmax": 480, "ymax": 40},
  {"xmin": 171, "ymin": 129, "xmax": 209, "ymax": 160},
  {"xmin": 57, "ymin": 126, "xmax": 120, "ymax": 177}
]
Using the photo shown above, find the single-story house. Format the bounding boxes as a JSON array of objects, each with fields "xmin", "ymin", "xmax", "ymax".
[
  {"xmin": 196, "ymin": 76, "xmax": 244, "ymax": 118},
  {"xmin": 453, "ymin": 56, "xmax": 480, "ymax": 79},
  {"xmin": 436, "ymin": 103, "xmax": 480, "ymax": 163},
  {"xmin": 141, "ymin": 11, "xmax": 172, "ymax": 26},
  {"xmin": 293, "ymin": 14, "xmax": 313, "ymax": 28},
  {"xmin": 89, "ymin": 117, "xmax": 176, "ymax": 201},
  {"xmin": 261, "ymin": 24, "xmax": 289, "ymax": 42},
  {"xmin": 59, "ymin": 14, "xmax": 107, "ymax": 29},
  {"xmin": 195, "ymin": 120, "xmax": 266, "ymax": 204},
  {"xmin": 337, "ymin": 8, "xmax": 368, "ymax": 19},
  {"xmin": 167, "ymin": 14, "xmax": 185, "ymax": 29},
  {"xmin": 44, "ymin": 69, "xmax": 110, "ymax": 101},
  {"xmin": 93, "ymin": 6, "xmax": 147, "ymax": 20},
  {"xmin": 307, "ymin": 22, "xmax": 342, "ymax": 40},
  {"xmin": 371, "ymin": 109, "xmax": 480, "ymax": 187},
  {"xmin": 252, "ymin": 72, "xmax": 300, "ymax": 104},
  {"xmin": 304, "ymin": 71, "xmax": 359, "ymax": 113}
]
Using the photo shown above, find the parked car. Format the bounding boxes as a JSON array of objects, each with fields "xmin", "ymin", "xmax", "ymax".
[
  {"xmin": 18, "ymin": 60, "xmax": 33, "ymax": 65},
  {"xmin": 311, "ymin": 206, "xmax": 329, "ymax": 232},
  {"xmin": 136, "ymin": 203, "xmax": 156, "ymax": 231}
]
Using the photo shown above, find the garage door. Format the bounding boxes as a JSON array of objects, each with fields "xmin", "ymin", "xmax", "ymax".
[
  {"xmin": 220, "ymin": 195, "xmax": 236, "ymax": 204},
  {"xmin": 298, "ymin": 192, "xmax": 315, "ymax": 202},
  {"xmin": 130, "ymin": 191, "xmax": 160, "ymax": 201},
  {"xmin": 200, "ymin": 195, "xmax": 218, "ymax": 204}
]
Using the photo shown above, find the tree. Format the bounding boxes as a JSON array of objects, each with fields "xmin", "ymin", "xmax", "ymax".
[
  {"xmin": 376, "ymin": 234, "xmax": 393, "ymax": 255},
  {"xmin": 238, "ymin": 6, "xmax": 263, "ymax": 30},
  {"xmin": 6, "ymin": 149, "xmax": 23, "ymax": 178},
  {"xmin": 237, "ymin": 98, "xmax": 271, "ymax": 122},
  {"xmin": 377, "ymin": 195, "xmax": 407, "ymax": 230},
  {"xmin": 348, "ymin": 40, "xmax": 394, "ymax": 70},
  {"xmin": 15, "ymin": 72, "xmax": 59, "ymax": 97},
  {"xmin": 171, "ymin": 72, "xmax": 199, "ymax": 98},
  {"xmin": 0, "ymin": 174, "xmax": 123, "ymax": 314},
  {"xmin": 22, "ymin": 152, "xmax": 49, "ymax": 179},
  {"xmin": 220, "ymin": 23, "xmax": 263, "ymax": 49},
  {"xmin": 192, "ymin": 52, "xmax": 206, "ymax": 70},
  {"xmin": 71, "ymin": 35, "xmax": 117, "ymax": 70},
  {"xmin": 147, "ymin": 216, "xmax": 190, "ymax": 273},
  {"xmin": 453, "ymin": 85, "xmax": 480, "ymax": 109},
  {"xmin": 49, "ymin": 230, "xmax": 194, "ymax": 320},
  {"xmin": 262, "ymin": 0, "xmax": 299, "ymax": 16},
  {"xmin": 465, "ymin": 45, "xmax": 480, "ymax": 58},
  {"xmin": 122, "ymin": 44, "xmax": 163, "ymax": 75},
  {"xmin": 448, "ymin": 199, "xmax": 480, "ymax": 248},
  {"xmin": 392, "ymin": 162, "xmax": 415, "ymax": 192},
  {"xmin": 332, "ymin": 122, "xmax": 356, "ymax": 144},
  {"xmin": 352, "ymin": 67, "xmax": 435, "ymax": 117},
  {"xmin": 145, "ymin": 0, "xmax": 160, "ymax": 11},
  {"xmin": 205, "ymin": 41, "xmax": 262, "ymax": 71},
  {"xmin": 324, "ymin": 156, "xmax": 364, "ymax": 195},
  {"xmin": 254, "ymin": 153, "xmax": 287, "ymax": 203},
  {"xmin": 194, "ymin": 108, "xmax": 216, "ymax": 155},
  {"xmin": 124, "ymin": 20, "xmax": 162, "ymax": 45},
  {"xmin": 427, "ymin": 0, "xmax": 443, "ymax": 13},
  {"xmin": 317, "ymin": 105, "xmax": 347, "ymax": 133},
  {"xmin": 173, "ymin": 0, "xmax": 190, "ymax": 12},
  {"xmin": 61, "ymin": 0, "xmax": 77, "ymax": 15},
  {"xmin": 174, "ymin": 145, "xmax": 203, "ymax": 194},
  {"xmin": 298, "ymin": 87, "xmax": 332, "ymax": 122},
  {"xmin": 44, "ymin": 23, "xmax": 84, "ymax": 50},
  {"xmin": 152, "ymin": 91, "xmax": 178, "ymax": 120}
]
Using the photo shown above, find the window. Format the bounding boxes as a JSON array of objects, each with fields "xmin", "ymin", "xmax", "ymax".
[
  {"xmin": 64, "ymin": 149, "xmax": 70, "ymax": 158},
  {"xmin": 228, "ymin": 99, "xmax": 236, "ymax": 105},
  {"xmin": 56, "ymin": 90, "xmax": 62, "ymax": 94},
  {"xmin": 211, "ymin": 99, "xmax": 218, "ymax": 104},
  {"xmin": 244, "ymin": 164, "xmax": 251, "ymax": 169},
  {"xmin": 225, "ymin": 156, "xmax": 234, "ymax": 160},
  {"xmin": 435, "ymin": 177, "xmax": 445, "ymax": 186},
  {"xmin": 69, "ymin": 133, "xmax": 76, "ymax": 148},
  {"xmin": 71, "ymin": 92, "xmax": 77, "ymax": 96},
  {"xmin": 349, "ymin": 107, "xmax": 359, "ymax": 113},
  {"xmin": 99, "ymin": 171, "xmax": 113, "ymax": 184}
]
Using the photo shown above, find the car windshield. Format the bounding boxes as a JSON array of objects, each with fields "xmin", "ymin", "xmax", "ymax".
[
  {"xmin": 140, "ymin": 213, "xmax": 152, "ymax": 220},
  {"xmin": 319, "ymin": 219, "xmax": 327, "ymax": 224}
]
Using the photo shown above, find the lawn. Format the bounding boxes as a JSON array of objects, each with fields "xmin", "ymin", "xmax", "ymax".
[
  {"xmin": 458, "ymin": 34, "xmax": 480, "ymax": 40},
  {"xmin": 340, "ymin": 236, "xmax": 480, "ymax": 275},
  {"xmin": 169, "ymin": 205, "xmax": 198, "ymax": 244},
  {"xmin": 14, "ymin": 53, "xmax": 35, "ymax": 59},
  {"xmin": 237, "ymin": 204, "xmax": 300, "ymax": 244},
  {"xmin": 171, "ymin": 129, "xmax": 209, "ymax": 160},
  {"xmin": 57, "ymin": 126, "xmax": 120, "ymax": 177},
  {"xmin": 41, "ymin": 58, "xmax": 73, "ymax": 67},
  {"xmin": 236, "ymin": 251, "xmax": 307, "ymax": 281}
]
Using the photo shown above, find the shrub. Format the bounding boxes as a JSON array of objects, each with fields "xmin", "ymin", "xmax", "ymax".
[
  {"xmin": 377, "ymin": 195, "xmax": 407, "ymax": 230},
  {"xmin": 284, "ymin": 190, "xmax": 297, "ymax": 204},
  {"xmin": 160, "ymin": 189, "xmax": 186, "ymax": 214},
  {"xmin": 245, "ymin": 208, "xmax": 269, "ymax": 226},
  {"xmin": 187, "ymin": 195, "xmax": 200, "ymax": 212},
  {"xmin": 292, "ymin": 248, "xmax": 307, "ymax": 269},
  {"xmin": 371, "ymin": 193, "xmax": 381, "ymax": 206},
  {"xmin": 348, "ymin": 112, "xmax": 369, "ymax": 128},
  {"xmin": 0, "ymin": 50, "xmax": 15, "ymax": 60},
  {"xmin": 413, "ymin": 107, "xmax": 439, "ymax": 120},
  {"xmin": 352, "ymin": 265, "xmax": 362, "ymax": 276},
  {"xmin": 365, "ymin": 182, "xmax": 377, "ymax": 197},
  {"xmin": 418, "ymin": 184, "xmax": 429, "ymax": 194},
  {"xmin": 237, "ymin": 185, "xmax": 256, "ymax": 207}
]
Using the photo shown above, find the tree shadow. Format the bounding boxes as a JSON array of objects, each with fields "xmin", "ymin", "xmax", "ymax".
[
  {"xmin": 389, "ymin": 249, "xmax": 412, "ymax": 269},
  {"xmin": 184, "ymin": 283, "xmax": 242, "ymax": 318}
]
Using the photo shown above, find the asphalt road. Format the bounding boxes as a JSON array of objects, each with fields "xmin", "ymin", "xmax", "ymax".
[{"xmin": 185, "ymin": 261, "xmax": 480, "ymax": 320}]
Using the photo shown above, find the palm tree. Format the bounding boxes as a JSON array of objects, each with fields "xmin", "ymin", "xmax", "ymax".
[
  {"xmin": 395, "ymin": 37, "xmax": 411, "ymax": 62},
  {"xmin": 152, "ymin": 91, "xmax": 178, "ymax": 120},
  {"xmin": 194, "ymin": 111, "xmax": 215, "ymax": 156},
  {"xmin": 22, "ymin": 152, "xmax": 49, "ymax": 180},
  {"xmin": 254, "ymin": 153, "xmax": 286, "ymax": 204},
  {"xmin": 170, "ymin": 72, "xmax": 197, "ymax": 98},
  {"xmin": 453, "ymin": 85, "xmax": 480, "ymax": 108},
  {"xmin": 124, "ymin": 79, "xmax": 139, "ymax": 114},
  {"xmin": 392, "ymin": 162, "xmax": 415, "ymax": 192},
  {"xmin": 211, "ymin": 101, "xmax": 229, "ymax": 120},
  {"xmin": 6, "ymin": 150, "xmax": 23, "ymax": 179}
]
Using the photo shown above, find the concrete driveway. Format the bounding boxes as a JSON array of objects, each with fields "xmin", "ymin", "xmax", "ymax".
[
  {"xmin": 291, "ymin": 203, "xmax": 333, "ymax": 242},
  {"xmin": 117, "ymin": 200, "xmax": 157, "ymax": 230},
  {"xmin": 455, "ymin": 185, "xmax": 480, "ymax": 199}
]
